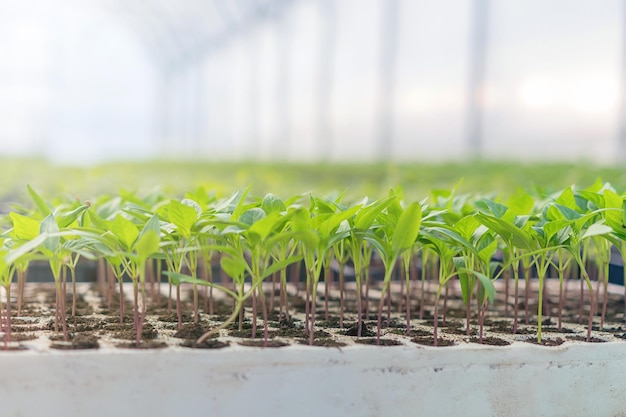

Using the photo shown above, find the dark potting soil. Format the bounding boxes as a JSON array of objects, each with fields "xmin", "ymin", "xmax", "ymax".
[
  {"xmin": 524, "ymin": 337, "xmax": 565, "ymax": 347},
  {"xmin": 354, "ymin": 338, "xmax": 403, "ymax": 346},
  {"xmin": 276, "ymin": 328, "xmax": 331, "ymax": 339},
  {"xmin": 115, "ymin": 341, "xmax": 168, "ymax": 349},
  {"xmin": 468, "ymin": 337, "xmax": 511, "ymax": 346},
  {"xmin": 180, "ymin": 339, "xmax": 230, "ymax": 349},
  {"xmin": 488, "ymin": 324, "xmax": 535, "ymax": 335},
  {"xmin": 173, "ymin": 323, "xmax": 212, "ymax": 339},
  {"xmin": 50, "ymin": 334, "xmax": 100, "ymax": 350},
  {"xmin": 386, "ymin": 328, "xmax": 431, "ymax": 337},
  {"xmin": 226, "ymin": 321, "xmax": 253, "ymax": 331},
  {"xmin": 229, "ymin": 329, "xmax": 278, "ymax": 339},
  {"xmin": 10, "ymin": 323, "xmax": 52, "ymax": 333},
  {"xmin": 542, "ymin": 326, "xmax": 579, "ymax": 334},
  {"xmin": 566, "ymin": 335, "xmax": 607, "ymax": 343},
  {"xmin": 442, "ymin": 327, "xmax": 478, "ymax": 336},
  {"xmin": 156, "ymin": 312, "xmax": 194, "ymax": 323},
  {"xmin": 412, "ymin": 336, "xmax": 456, "ymax": 347},
  {"xmin": 422, "ymin": 319, "xmax": 458, "ymax": 328},
  {"xmin": 343, "ymin": 323, "xmax": 375, "ymax": 337},
  {"xmin": 591, "ymin": 325, "xmax": 623, "ymax": 333},
  {"xmin": 49, "ymin": 333, "xmax": 75, "ymax": 342},
  {"xmin": 315, "ymin": 318, "xmax": 343, "ymax": 328},
  {"xmin": 295, "ymin": 338, "xmax": 347, "ymax": 347},
  {"xmin": 238, "ymin": 339, "xmax": 289, "ymax": 348},
  {"xmin": 108, "ymin": 323, "xmax": 158, "ymax": 340},
  {"xmin": 6, "ymin": 333, "xmax": 38, "ymax": 342},
  {"xmin": 278, "ymin": 317, "xmax": 297, "ymax": 327},
  {"xmin": 6, "ymin": 279, "xmax": 626, "ymax": 350}
]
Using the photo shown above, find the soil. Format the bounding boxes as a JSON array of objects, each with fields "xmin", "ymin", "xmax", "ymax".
[
  {"xmin": 343, "ymin": 323, "xmax": 375, "ymax": 337},
  {"xmin": 355, "ymin": 338, "xmax": 403, "ymax": 346},
  {"xmin": 524, "ymin": 338, "xmax": 565, "ymax": 347},
  {"xmin": 412, "ymin": 336, "xmax": 456, "ymax": 347},
  {"xmin": 50, "ymin": 334, "xmax": 100, "ymax": 350},
  {"xmin": 238, "ymin": 340, "xmax": 289, "ymax": 348},
  {"xmin": 469, "ymin": 337, "xmax": 511, "ymax": 346},
  {"xmin": 295, "ymin": 338, "xmax": 347, "ymax": 347},
  {"xmin": 566, "ymin": 335, "xmax": 607, "ymax": 343},
  {"xmin": 180, "ymin": 339, "xmax": 230, "ymax": 349},
  {"xmin": 0, "ymin": 278, "xmax": 625, "ymax": 351},
  {"xmin": 173, "ymin": 323, "xmax": 212, "ymax": 339},
  {"xmin": 115, "ymin": 341, "xmax": 169, "ymax": 349}
]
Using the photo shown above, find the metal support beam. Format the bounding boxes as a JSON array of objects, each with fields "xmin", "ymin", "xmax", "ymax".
[
  {"xmin": 466, "ymin": 0, "xmax": 489, "ymax": 158},
  {"xmin": 376, "ymin": 0, "xmax": 399, "ymax": 161},
  {"xmin": 316, "ymin": 0, "xmax": 337, "ymax": 160},
  {"xmin": 274, "ymin": 10, "xmax": 291, "ymax": 159},
  {"xmin": 619, "ymin": 0, "xmax": 626, "ymax": 162}
]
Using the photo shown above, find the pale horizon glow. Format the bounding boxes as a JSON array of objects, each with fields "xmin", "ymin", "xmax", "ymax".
[
  {"xmin": 519, "ymin": 75, "xmax": 618, "ymax": 116},
  {"xmin": 0, "ymin": 0, "xmax": 623, "ymax": 163}
]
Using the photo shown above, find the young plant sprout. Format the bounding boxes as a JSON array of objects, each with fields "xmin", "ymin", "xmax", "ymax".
[{"xmin": 0, "ymin": 181, "xmax": 624, "ymax": 348}]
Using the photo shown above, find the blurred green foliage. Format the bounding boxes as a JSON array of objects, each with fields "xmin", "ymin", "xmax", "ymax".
[{"xmin": 2, "ymin": 158, "xmax": 625, "ymax": 207}]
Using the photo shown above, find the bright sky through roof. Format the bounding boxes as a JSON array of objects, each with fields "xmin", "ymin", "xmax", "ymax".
[{"xmin": 0, "ymin": 0, "xmax": 622, "ymax": 164}]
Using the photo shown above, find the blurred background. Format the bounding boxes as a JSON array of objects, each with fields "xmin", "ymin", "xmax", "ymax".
[{"xmin": 1, "ymin": 0, "xmax": 624, "ymax": 166}]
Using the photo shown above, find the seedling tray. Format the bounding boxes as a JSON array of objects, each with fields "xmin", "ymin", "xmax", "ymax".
[{"xmin": 1, "ymin": 280, "xmax": 625, "ymax": 417}]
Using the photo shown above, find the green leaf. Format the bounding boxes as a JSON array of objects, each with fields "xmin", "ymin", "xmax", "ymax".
[
  {"xmin": 585, "ymin": 177, "xmax": 605, "ymax": 193},
  {"xmin": 506, "ymin": 192, "xmax": 534, "ymax": 216},
  {"xmin": 318, "ymin": 204, "xmax": 361, "ymax": 240},
  {"xmin": 239, "ymin": 208, "xmax": 266, "ymax": 226},
  {"xmin": 386, "ymin": 191, "xmax": 404, "ymax": 226},
  {"xmin": 311, "ymin": 196, "xmax": 336, "ymax": 214},
  {"xmin": 427, "ymin": 226, "xmax": 478, "ymax": 255},
  {"xmin": 576, "ymin": 191, "xmax": 604, "ymax": 211},
  {"xmin": 135, "ymin": 230, "xmax": 159, "ymax": 260},
  {"xmin": 556, "ymin": 186, "xmax": 578, "ymax": 210},
  {"xmin": 163, "ymin": 271, "xmax": 238, "ymax": 299},
  {"xmin": 261, "ymin": 255, "xmax": 303, "ymax": 280},
  {"xmin": 454, "ymin": 215, "xmax": 481, "ymax": 241},
  {"xmin": 365, "ymin": 232, "xmax": 392, "ymax": 261},
  {"xmin": 391, "ymin": 202, "xmax": 422, "ymax": 254},
  {"xmin": 600, "ymin": 189, "xmax": 623, "ymax": 230},
  {"xmin": 141, "ymin": 213, "xmax": 161, "ymax": 236},
  {"xmin": 453, "ymin": 257, "xmax": 473, "ymax": 305},
  {"xmin": 354, "ymin": 196, "xmax": 394, "ymax": 231},
  {"xmin": 477, "ymin": 238, "xmax": 498, "ymax": 267},
  {"xmin": 40, "ymin": 215, "xmax": 60, "ymax": 252},
  {"xmin": 56, "ymin": 204, "xmax": 89, "ymax": 229},
  {"xmin": 459, "ymin": 269, "xmax": 495, "ymax": 304},
  {"xmin": 10, "ymin": 212, "xmax": 40, "ymax": 240},
  {"xmin": 262, "ymin": 193, "xmax": 286, "ymax": 214},
  {"xmin": 297, "ymin": 228, "xmax": 320, "ymax": 252},
  {"xmin": 230, "ymin": 185, "xmax": 252, "ymax": 220},
  {"xmin": 476, "ymin": 199, "xmax": 508, "ymax": 218},
  {"xmin": 247, "ymin": 211, "xmax": 282, "ymax": 242},
  {"xmin": 221, "ymin": 255, "xmax": 248, "ymax": 278},
  {"xmin": 169, "ymin": 199, "xmax": 198, "ymax": 238},
  {"xmin": 551, "ymin": 203, "xmax": 581, "ymax": 221},
  {"xmin": 6, "ymin": 233, "xmax": 49, "ymax": 264},
  {"xmin": 474, "ymin": 212, "xmax": 534, "ymax": 250},
  {"xmin": 291, "ymin": 207, "xmax": 319, "ymax": 251},
  {"xmin": 543, "ymin": 219, "xmax": 570, "ymax": 243},
  {"xmin": 185, "ymin": 187, "xmax": 211, "ymax": 208},
  {"xmin": 27, "ymin": 185, "xmax": 51, "ymax": 216},
  {"xmin": 109, "ymin": 214, "xmax": 139, "ymax": 251},
  {"xmin": 181, "ymin": 198, "xmax": 203, "ymax": 217},
  {"xmin": 474, "ymin": 270, "xmax": 496, "ymax": 304},
  {"xmin": 581, "ymin": 222, "xmax": 613, "ymax": 241}
]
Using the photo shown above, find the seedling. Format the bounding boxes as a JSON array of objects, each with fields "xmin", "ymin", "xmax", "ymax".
[{"xmin": 0, "ymin": 181, "xmax": 623, "ymax": 348}]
